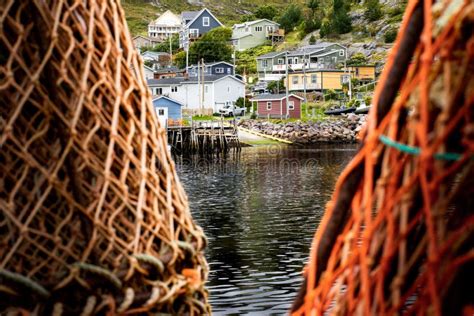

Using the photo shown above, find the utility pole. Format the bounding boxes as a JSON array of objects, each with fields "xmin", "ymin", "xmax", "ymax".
[
  {"xmin": 169, "ymin": 35, "xmax": 172, "ymax": 66},
  {"xmin": 197, "ymin": 59, "xmax": 201, "ymax": 116},
  {"xmin": 302, "ymin": 52, "xmax": 308, "ymax": 115},
  {"xmin": 285, "ymin": 51, "xmax": 289, "ymax": 118},
  {"xmin": 201, "ymin": 58, "xmax": 205, "ymax": 115},
  {"xmin": 233, "ymin": 46, "xmax": 236, "ymax": 76},
  {"xmin": 185, "ymin": 29, "xmax": 189, "ymax": 71}
]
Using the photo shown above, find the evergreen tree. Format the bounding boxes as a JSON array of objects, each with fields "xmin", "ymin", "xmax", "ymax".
[
  {"xmin": 278, "ymin": 4, "xmax": 303, "ymax": 32},
  {"xmin": 365, "ymin": 0, "xmax": 383, "ymax": 21},
  {"xmin": 333, "ymin": 0, "xmax": 352, "ymax": 34},
  {"xmin": 309, "ymin": 34, "xmax": 317, "ymax": 44}
]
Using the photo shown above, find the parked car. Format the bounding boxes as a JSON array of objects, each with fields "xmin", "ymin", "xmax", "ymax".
[{"xmin": 219, "ymin": 105, "xmax": 245, "ymax": 117}]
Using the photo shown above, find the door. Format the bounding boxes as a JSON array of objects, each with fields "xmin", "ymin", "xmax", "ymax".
[{"xmin": 155, "ymin": 107, "xmax": 168, "ymax": 127}]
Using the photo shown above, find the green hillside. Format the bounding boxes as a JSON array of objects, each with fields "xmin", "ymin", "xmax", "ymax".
[{"xmin": 121, "ymin": 0, "xmax": 304, "ymax": 36}]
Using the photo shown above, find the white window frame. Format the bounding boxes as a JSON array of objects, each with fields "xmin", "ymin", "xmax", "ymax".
[
  {"xmin": 158, "ymin": 109, "xmax": 165, "ymax": 116},
  {"xmin": 339, "ymin": 49, "xmax": 345, "ymax": 56},
  {"xmin": 190, "ymin": 28, "xmax": 199, "ymax": 38},
  {"xmin": 292, "ymin": 76, "xmax": 298, "ymax": 84},
  {"xmin": 278, "ymin": 58, "xmax": 284, "ymax": 65},
  {"xmin": 255, "ymin": 26, "xmax": 263, "ymax": 32},
  {"xmin": 294, "ymin": 58, "xmax": 299, "ymax": 64},
  {"xmin": 215, "ymin": 67, "xmax": 224, "ymax": 74},
  {"xmin": 227, "ymin": 86, "xmax": 231, "ymax": 92},
  {"xmin": 311, "ymin": 74, "xmax": 317, "ymax": 84},
  {"xmin": 261, "ymin": 60, "xmax": 268, "ymax": 67},
  {"xmin": 288, "ymin": 101, "xmax": 295, "ymax": 110},
  {"xmin": 203, "ymin": 17, "xmax": 210, "ymax": 27},
  {"xmin": 205, "ymin": 85, "xmax": 209, "ymax": 93},
  {"xmin": 171, "ymin": 86, "xmax": 178, "ymax": 93},
  {"xmin": 155, "ymin": 88, "xmax": 162, "ymax": 95},
  {"xmin": 266, "ymin": 101, "xmax": 272, "ymax": 110}
]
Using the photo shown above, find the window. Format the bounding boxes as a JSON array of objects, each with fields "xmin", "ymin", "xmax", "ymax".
[
  {"xmin": 292, "ymin": 76, "xmax": 298, "ymax": 84},
  {"xmin": 227, "ymin": 68, "xmax": 232, "ymax": 74},
  {"xmin": 215, "ymin": 67, "xmax": 224, "ymax": 74},
  {"xmin": 227, "ymin": 86, "xmax": 231, "ymax": 92},
  {"xmin": 278, "ymin": 58, "xmax": 284, "ymax": 65},
  {"xmin": 311, "ymin": 74, "xmax": 317, "ymax": 84},
  {"xmin": 266, "ymin": 102, "xmax": 272, "ymax": 110},
  {"xmin": 255, "ymin": 26, "xmax": 263, "ymax": 32},
  {"xmin": 203, "ymin": 17, "xmax": 210, "ymax": 26},
  {"xmin": 294, "ymin": 58, "xmax": 298, "ymax": 64},
  {"xmin": 261, "ymin": 60, "xmax": 268, "ymax": 67},
  {"xmin": 171, "ymin": 86, "xmax": 178, "ymax": 92},
  {"xmin": 288, "ymin": 58, "xmax": 293, "ymax": 65},
  {"xmin": 205, "ymin": 85, "xmax": 209, "ymax": 93},
  {"xmin": 339, "ymin": 49, "xmax": 345, "ymax": 57},
  {"xmin": 155, "ymin": 88, "xmax": 163, "ymax": 95},
  {"xmin": 158, "ymin": 109, "xmax": 165, "ymax": 116},
  {"xmin": 288, "ymin": 101, "xmax": 295, "ymax": 110},
  {"xmin": 190, "ymin": 29, "xmax": 199, "ymax": 38}
]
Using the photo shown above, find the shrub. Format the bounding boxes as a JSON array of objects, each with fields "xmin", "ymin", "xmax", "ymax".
[
  {"xmin": 365, "ymin": 0, "xmax": 383, "ymax": 22},
  {"xmin": 309, "ymin": 35, "xmax": 317, "ymax": 45},
  {"xmin": 384, "ymin": 28, "xmax": 398, "ymax": 43}
]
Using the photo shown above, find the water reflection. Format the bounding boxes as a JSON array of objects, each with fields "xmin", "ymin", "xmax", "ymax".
[{"xmin": 175, "ymin": 144, "xmax": 356, "ymax": 315}]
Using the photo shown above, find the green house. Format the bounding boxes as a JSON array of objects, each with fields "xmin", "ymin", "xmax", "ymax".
[{"xmin": 232, "ymin": 19, "xmax": 283, "ymax": 51}]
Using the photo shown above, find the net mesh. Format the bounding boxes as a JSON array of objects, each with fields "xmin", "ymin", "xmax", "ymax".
[
  {"xmin": 0, "ymin": 0, "xmax": 209, "ymax": 314},
  {"xmin": 292, "ymin": 0, "xmax": 474, "ymax": 314}
]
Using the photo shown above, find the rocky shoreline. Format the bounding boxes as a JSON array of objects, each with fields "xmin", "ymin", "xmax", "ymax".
[{"xmin": 238, "ymin": 113, "xmax": 367, "ymax": 144}]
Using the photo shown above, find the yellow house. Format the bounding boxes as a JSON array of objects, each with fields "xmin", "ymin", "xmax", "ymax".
[
  {"xmin": 348, "ymin": 65, "xmax": 376, "ymax": 81},
  {"xmin": 288, "ymin": 70, "xmax": 350, "ymax": 91}
]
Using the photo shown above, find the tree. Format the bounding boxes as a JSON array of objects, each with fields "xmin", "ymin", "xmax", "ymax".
[
  {"xmin": 319, "ymin": 0, "xmax": 352, "ymax": 37},
  {"xmin": 267, "ymin": 79, "xmax": 284, "ymax": 93},
  {"xmin": 365, "ymin": 0, "xmax": 383, "ymax": 22},
  {"xmin": 188, "ymin": 27, "xmax": 233, "ymax": 64},
  {"xmin": 255, "ymin": 5, "xmax": 278, "ymax": 20},
  {"xmin": 174, "ymin": 51, "xmax": 187, "ymax": 69},
  {"xmin": 278, "ymin": 4, "xmax": 303, "ymax": 32},
  {"xmin": 149, "ymin": 34, "xmax": 180, "ymax": 54},
  {"xmin": 347, "ymin": 52, "xmax": 368, "ymax": 65},
  {"xmin": 332, "ymin": 0, "xmax": 352, "ymax": 34},
  {"xmin": 309, "ymin": 34, "xmax": 317, "ymax": 44}
]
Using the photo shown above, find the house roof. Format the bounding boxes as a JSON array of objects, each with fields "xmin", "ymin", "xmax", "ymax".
[
  {"xmin": 147, "ymin": 77, "xmax": 184, "ymax": 86},
  {"xmin": 152, "ymin": 95, "xmax": 184, "ymax": 106},
  {"xmin": 287, "ymin": 42, "xmax": 346, "ymax": 57},
  {"xmin": 233, "ymin": 19, "xmax": 279, "ymax": 29},
  {"xmin": 256, "ymin": 51, "xmax": 287, "ymax": 59},
  {"xmin": 182, "ymin": 75, "xmax": 243, "ymax": 84},
  {"xmin": 181, "ymin": 11, "xmax": 199, "ymax": 21},
  {"xmin": 141, "ymin": 51, "xmax": 170, "ymax": 59},
  {"xmin": 187, "ymin": 61, "xmax": 234, "ymax": 69},
  {"xmin": 155, "ymin": 66, "xmax": 183, "ymax": 74},
  {"xmin": 147, "ymin": 75, "xmax": 244, "ymax": 86},
  {"xmin": 184, "ymin": 8, "xmax": 223, "ymax": 27},
  {"xmin": 149, "ymin": 10, "xmax": 182, "ymax": 27},
  {"xmin": 250, "ymin": 94, "xmax": 304, "ymax": 101}
]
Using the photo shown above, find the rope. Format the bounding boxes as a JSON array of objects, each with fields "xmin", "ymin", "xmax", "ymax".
[{"xmin": 379, "ymin": 135, "xmax": 463, "ymax": 161}]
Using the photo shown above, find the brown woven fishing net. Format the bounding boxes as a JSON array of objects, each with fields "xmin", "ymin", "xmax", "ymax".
[
  {"xmin": 0, "ymin": 0, "xmax": 209, "ymax": 314},
  {"xmin": 292, "ymin": 0, "xmax": 474, "ymax": 315}
]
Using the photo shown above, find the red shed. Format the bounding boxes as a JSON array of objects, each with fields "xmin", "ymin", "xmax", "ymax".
[{"xmin": 250, "ymin": 94, "xmax": 303, "ymax": 119}]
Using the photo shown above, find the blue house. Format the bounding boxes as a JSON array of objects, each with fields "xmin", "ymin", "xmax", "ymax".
[
  {"xmin": 179, "ymin": 8, "xmax": 223, "ymax": 48},
  {"xmin": 187, "ymin": 61, "xmax": 235, "ymax": 77},
  {"xmin": 152, "ymin": 96, "xmax": 183, "ymax": 127}
]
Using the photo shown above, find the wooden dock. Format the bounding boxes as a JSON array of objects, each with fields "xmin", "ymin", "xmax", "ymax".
[{"xmin": 167, "ymin": 120, "xmax": 240, "ymax": 155}]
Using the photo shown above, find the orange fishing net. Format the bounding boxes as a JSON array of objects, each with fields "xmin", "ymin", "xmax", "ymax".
[
  {"xmin": 0, "ymin": 0, "xmax": 208, "ymax": 314},
  {"xmin": 292, "ymin": 0, "xmax": 474, "ymax": 314}
]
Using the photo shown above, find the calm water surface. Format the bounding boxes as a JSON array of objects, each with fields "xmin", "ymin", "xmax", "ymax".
[{"xmin": 175, "ymin": 145, "xmax": 356, "ymax": 315}]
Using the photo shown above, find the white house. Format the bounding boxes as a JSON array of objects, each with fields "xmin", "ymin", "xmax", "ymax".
[
  {"xmin": 142, "ymin": 65, "xmax": 154, "ymax": 80},
  {"xmin": 148, "ymin": 10, "xmax": 182, "ymax": 41},
  {"xmin": 147, "ymin": 75, "xmax": 245, "ymax": 113}
]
